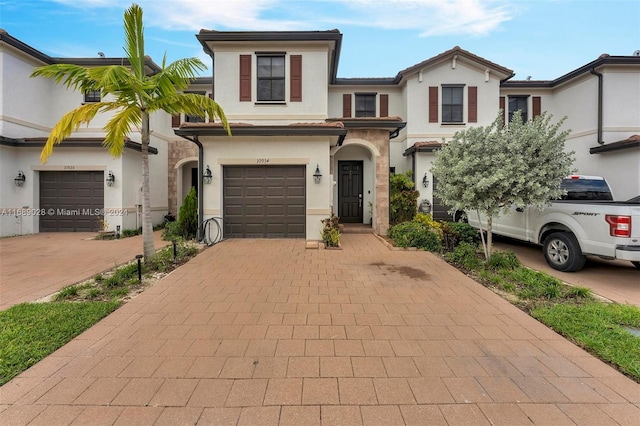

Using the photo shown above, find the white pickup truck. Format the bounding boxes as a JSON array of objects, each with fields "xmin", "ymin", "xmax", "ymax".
[{"xmin": 466, "ymin": 175, "xmax": 640, "ymax": 272}]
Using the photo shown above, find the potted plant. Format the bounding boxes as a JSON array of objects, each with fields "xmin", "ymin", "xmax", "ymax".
[{"xmin": 321, "ymin": 212, "xmax": 341, "ymax": 249}]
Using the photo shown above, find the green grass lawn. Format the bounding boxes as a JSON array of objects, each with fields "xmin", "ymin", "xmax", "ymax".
[
  {"xmin": 532, "ymin": 302, "xmax": 640, "ymax": 381},
  {"xmin": 0, "ymin": 301, "xmax": 120, "ymax": 386}
]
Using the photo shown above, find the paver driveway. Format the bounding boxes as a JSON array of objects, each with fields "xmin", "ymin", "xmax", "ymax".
[
  {"xmin": 0, "ymin": 231, "xmax": 169, "ymax": 310},
  {"xmin": 1, "ymin": 234, "xmax": 639, "ymax": 425}
]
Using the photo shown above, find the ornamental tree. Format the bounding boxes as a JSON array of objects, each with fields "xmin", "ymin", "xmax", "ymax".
[{"xmin": 431, "ymin": 110, "xmax": 574, "ymax": 258}]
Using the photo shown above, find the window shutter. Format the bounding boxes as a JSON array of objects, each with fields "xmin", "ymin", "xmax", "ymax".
[
  {"xmin": 171, "ymin": 114, "xmax": 181, "ymax": 127},
  {"xmin": 532, "ymin": 96, "xmax": 541, "ymax": 118},
  {"xmin": 468, "ymin": 86, "xmax": 477, "ymax": 123},
  {"xmin": 380, "ymin": 94, "xmax": 389, "ymax": 117},
  {"xmin": 343, "ymin": 94, "xmax": 352, "ymax": 118},
  {"xmin": 499, "ymin": 96, "xmax": 506, "ymax": 125},
  {"xmin": 290, "ymin": 55, "xmax": 302, "ymax": 102},
  {"xmin": 239, "ymin": 55, "xmax": 251, "ymax": 102},
  {"xmin": 428, "ymin": 86, "xmax": 438, "ymax": 123}
]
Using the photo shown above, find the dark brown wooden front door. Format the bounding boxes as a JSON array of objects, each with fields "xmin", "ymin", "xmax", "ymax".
[{"xmin": 338, "ymin": 161, "xmax": 363, "ymax": 223}]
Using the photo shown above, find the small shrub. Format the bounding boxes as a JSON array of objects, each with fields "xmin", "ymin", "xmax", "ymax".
[
  {"xmin": 321, "ymin": 213, "xmax": 341, "ymax": 247},
  {"xmin": 486, "ymin": 250, "xmax": 520, "ymax": 270},
  {"xmin": 388, "ymin": 222, "xmax": 441, "ymax": 252},
  {"xmin": 94, "ymin": 273, "xmax": 103, "ymax": 282},
  {"xmin": 445, "ymin": 242, "xmax": 482, "ymax": 270},
  {"xmin": 162, "ymin": 221, "xmax": 183, "ymax": 242},
  {"xmin": 122, "ymin": 228, "xmax": 142, "ymax": 238},
  {"xmin": 390, "ymin": 171, "xmax": 419, "ymax": 225},
  {"xmin": 178, "ymin": 187, "xmax": 198, "ymax": 240},
  {"xmin": 54, "ymin": 285, "xmax": 79, "ymax": 301},
  {"xmin": 413, "ymin": 213, "xmax": 442, "ymax": 231},
  {"xmin": 441, "ymin": 221, "xmax": 480, "ymax": 252},
  {"xmin": 565, "ymin": 286, "xmax": 592, "ymax": 299}
]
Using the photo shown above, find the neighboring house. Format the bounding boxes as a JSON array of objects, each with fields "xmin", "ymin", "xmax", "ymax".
[
  {"xmin": 2, "ymin": 28, "xmax": 638, "ymax": 240},
  {"xmin": 0, "ymin": 30, "xmax": 171, "ymax": 237}
]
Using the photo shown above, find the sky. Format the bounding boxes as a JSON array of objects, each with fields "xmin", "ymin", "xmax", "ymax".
[{"xmin": 1, "ymin": 0, "xmax": 639, "ymax": 81}]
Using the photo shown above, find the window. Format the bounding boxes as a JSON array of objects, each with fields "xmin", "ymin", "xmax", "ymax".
[
  {"xmin": 508, "ymin": 96, "xmax": 528, "ymax": 123},
  {"xmin": 257, "ymin": 55, "xmax": 285, "ymax": 102},
  {"xmin": 84, "ymin": 90, "xmax": 101, "ymax": 103},
  {"xmin": 442, "ymin": 85, "xmax": 463, "ymax": 123},
  {"xmin": 355, "ymin": 93, "xmax": 376, "ymax": 117}
]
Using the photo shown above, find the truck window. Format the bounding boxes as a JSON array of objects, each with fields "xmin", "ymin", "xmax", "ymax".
[{"xmin": 559, "ymin": 179, "xmax": 613, "ymax": 201}]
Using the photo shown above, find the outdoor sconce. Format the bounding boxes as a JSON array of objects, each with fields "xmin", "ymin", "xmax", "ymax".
[
  {"xmin": 313, "ymin": 164, "xmax": 322, "ymax": 184},
  {"xmin": 422, "ymin": 173, "xmax": 429, "ymax": 188},
  {"xmin": 14, "ymin": 170, "xmax": 26, "ymax": 187},
  {"xmin": 106, "ymin": 170, "xmax": 115, "ymax": 187},
  {"xmin": 203, "ymin": 165, "xmax": 213, "ymax": 184}
]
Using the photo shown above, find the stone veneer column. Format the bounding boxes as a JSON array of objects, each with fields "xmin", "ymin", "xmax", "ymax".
[
  {"xmin": 167, "ymin": 140, "xmax": 199, "ymax": 215},
  {"xmin": 344, "ymin": 129, "xmax": 390, "ymax": 236}
]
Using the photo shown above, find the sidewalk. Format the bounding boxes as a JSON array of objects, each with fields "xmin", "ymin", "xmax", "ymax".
[
  {"xmin": 2, "ymin": 234, "xmax": 639, "ymax": 424},
  {"xmin": 0, "ymin": 231, "xmax": 169, "ymax": 310}
]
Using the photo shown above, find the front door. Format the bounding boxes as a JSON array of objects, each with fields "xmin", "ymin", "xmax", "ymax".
[{"xmin": 338, "ymin": 161, "xmax": 363, "ymax": 223}]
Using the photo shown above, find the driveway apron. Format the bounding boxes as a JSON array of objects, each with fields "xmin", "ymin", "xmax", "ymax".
[{"xmin": 1, "ymin": 234, "xmax": 639, "ymax": 425}]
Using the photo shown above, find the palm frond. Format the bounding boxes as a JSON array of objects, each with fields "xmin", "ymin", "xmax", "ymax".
[
  {"xmin": 40, "ymin": 103, "xmax": 106, "ymax": 163},
  {"xmin": 155, "ymin": 93, "xmax": 230, "ymax": 134},
  {"xmin": 31, "ymin": 64, "xmax": 96, "ymax": 92},
  {"xmin": 123, "ymin": 4, "xmax": 145, "ymax": 80},
  {"xmin": 103, "ymin": 107, "xmax": 141, "ymax": 157},
  {"xmin": 159, "ymin": 58, "xmax": 208, "ymax": 91}
]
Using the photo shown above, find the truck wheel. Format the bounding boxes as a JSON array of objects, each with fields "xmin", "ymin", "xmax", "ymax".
[{"xmin": 543, "ymin": 232, "xmax": 586, "ymax": 272}]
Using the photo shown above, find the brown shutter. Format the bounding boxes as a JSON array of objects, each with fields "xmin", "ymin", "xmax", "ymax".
[
  {"xmin": 468, "ymin": 86, "xmax": 477, "ymax": 123},
  {"xmin": 532, "ymin": 96, "xmax": 541, "ymax": 118},
  {"xmin": 171, "ymin": 114, "xmax": 181, "ymax": 127},
  {"xmin": 380, "ymin": 94, "xmax": 389, "ymax": 117},
  {"xmin": 290, "ymin": 55, "xmax": 302, "ymax": 102},
  {"xmin": 428, "ymin": 86, "xmax": 438, "ymax": 123},
  {"xmin": 239, "ymin": 54, "xmax": 251, "ymax": 102},
  {"xmin": 343, "ymin": 94, "xmax": 352, "ymax": 118},
  {"xmin": 499, "ymin": 96, "xmax": 506, "ymax": 125}
]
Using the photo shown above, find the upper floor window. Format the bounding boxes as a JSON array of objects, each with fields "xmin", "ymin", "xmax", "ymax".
[
  {"xmin": 508, "ymin": 96, "xmax": 528, "ymax": 123},
  {"xmin": 84, "ymin": 90, "xmax": 101, "ymax": 103},
  {"xmin": 355, "ymin": 93, "xmax": 376, "ymax": 117},
  {"xmin": 442, "ymin": 85, "xmax": 463, "ymax": 123},
  {"xmin": 257, "ymin": 55, "xmax": 285, "ymax": 102}
]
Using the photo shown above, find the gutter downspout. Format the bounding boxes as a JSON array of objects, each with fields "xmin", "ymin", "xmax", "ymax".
[
  {"xmin": 590, "ymin": 67, "xmax": 604, "ymax": 144},
  {"xmin": 178, "ymin": 134, "xmax": 205, "ymax": 241}
]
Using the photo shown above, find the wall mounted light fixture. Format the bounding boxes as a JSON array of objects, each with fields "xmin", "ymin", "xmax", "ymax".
[
  {"xmin": 14, "ymin": 170, "xmax": 26, "ymax": 187},
  {"xmin": 106, "ymin": 170, "xmax": 115, "ymax": 187},
  {"xmin": 422, "ymin": 173, "xmax": 429, "ymax": 188},
  {"xmin": 203, "ymin": 165, "xmax": 213, "ymax": 184},
  {"xmin": 313, "ymin": 164, "xmax": 322, "ymax": 184}
]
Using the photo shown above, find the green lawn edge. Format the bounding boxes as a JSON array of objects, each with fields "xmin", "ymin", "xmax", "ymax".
[{"xmin": 0, "ymin": 301, "xmax": 121, "ymax": 386}]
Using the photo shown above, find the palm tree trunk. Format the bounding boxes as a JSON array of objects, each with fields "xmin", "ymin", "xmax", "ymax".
[{"xmin": 141, "ymin": 111, "xmax": 155, "ymax": 260}]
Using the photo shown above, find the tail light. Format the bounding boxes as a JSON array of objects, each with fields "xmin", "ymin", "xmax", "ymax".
[{"xmin": 605, "ymin": 215, "xmax": 631, "ymax": 237}]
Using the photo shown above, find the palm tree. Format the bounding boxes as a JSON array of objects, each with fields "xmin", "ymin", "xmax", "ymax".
[{"xmin": 31, "ymin": 3, "xmax": 229, "ymax": 260}]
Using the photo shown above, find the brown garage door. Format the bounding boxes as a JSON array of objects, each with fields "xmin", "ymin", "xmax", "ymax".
[
  {"xmin": 40, "ymin": 171, "xmax": 104, "ymax": 232},
  {"xmin": 223, "ymin": 165, "xmax": 306, "ymax": 238}
]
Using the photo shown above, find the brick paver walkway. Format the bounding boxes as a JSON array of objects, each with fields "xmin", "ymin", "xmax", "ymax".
[
  {"xmin": 1, "ymin": 234, "xmax": 639, "ymax": 425},
  {"xmin": 0, "ymin": 231, "xmax": 170, "ymax": 310}
]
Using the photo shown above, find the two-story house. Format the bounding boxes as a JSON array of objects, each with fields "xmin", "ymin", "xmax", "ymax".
[
  {"xmin": 0, "ymin": 30, "xmax": 171, "ymax": 237},
  {"xmin": 171, "ymin": 30, "xmax": 639, "ymax": 241},
  {"xmin": 2, "ymin": 28, "xmax": 638, "ymax": 241}
]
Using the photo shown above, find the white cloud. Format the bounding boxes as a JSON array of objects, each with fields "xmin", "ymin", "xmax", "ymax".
[{"xmin": 49, "ymin": 0, "xmax": 514, "ymax": 36}]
